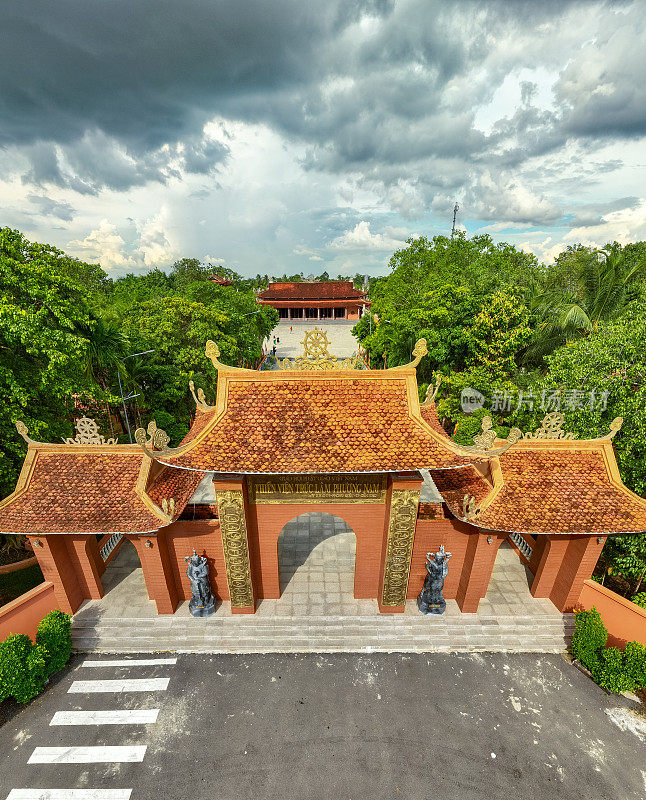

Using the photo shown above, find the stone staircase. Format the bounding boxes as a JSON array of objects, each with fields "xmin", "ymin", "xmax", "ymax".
[{"xmin": 72, "ymin": 611, "xmax": 575, "ymax": 654}]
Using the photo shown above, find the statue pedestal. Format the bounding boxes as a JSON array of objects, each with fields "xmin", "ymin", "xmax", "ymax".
[
  {"xmin": 417, "ymin": 595, "xmax": 446, "ymax": 615},
  {"xmin": 189, "ymin": 596, "xmax": 216, "ymax": 617}
]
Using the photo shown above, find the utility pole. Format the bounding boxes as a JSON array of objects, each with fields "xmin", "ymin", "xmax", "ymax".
[{"xmin": 451, "ymin": 202, "xmax": 459, "ymax": 237}]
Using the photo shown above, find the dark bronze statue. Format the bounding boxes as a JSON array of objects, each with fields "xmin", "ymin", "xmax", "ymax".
[
  {"xmin": 418, "ymin": 545, "xmax": 452, "ymax": 615},
  {"xmin": 184, "ymin": 549, "xmax": 216, "ymax": 617}
]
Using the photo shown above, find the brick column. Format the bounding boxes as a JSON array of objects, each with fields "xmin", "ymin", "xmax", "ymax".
[
  {"xmin": 538, "ymin": 535, "xmax": 606, "ymax": 612},
  {"xmin": 28, "ymin": 535, "xmax": 83, "ymax": 614},
  {"xmin": 455, "ymin": 532, "xmax": 504, "ymax": 613},
  {"xmin": 378, "ymin": 475, "xmax": 422, "ymax": 613},
  {"xmin": 66, "ymin": 535, "xmax": 104, "ymax": 600},
  {"xmin": 530, "ymin": 536, "xmax": 570, "ymax": 599},
  {"xmin": 215, "ymin": 479, "xmax": 256, "ymax": 614},
  {"xmin": 131, "ymin": 531, "xmax": 179, "ymax": 615}
]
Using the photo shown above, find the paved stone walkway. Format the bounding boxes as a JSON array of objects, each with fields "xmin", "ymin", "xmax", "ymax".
[{"xmin": 73, "ymin": 514, "xmax": 573, "ymax": 653}]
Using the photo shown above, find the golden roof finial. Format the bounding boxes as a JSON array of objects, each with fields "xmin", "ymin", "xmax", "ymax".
[{"xmin": 389, "ymin": 338, "xmax": 428, "ymax": 371}]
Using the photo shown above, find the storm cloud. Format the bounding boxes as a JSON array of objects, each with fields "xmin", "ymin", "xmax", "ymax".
[{"xmin": 1, "ymin": 0, "xmax": 645, "ymax": 271}]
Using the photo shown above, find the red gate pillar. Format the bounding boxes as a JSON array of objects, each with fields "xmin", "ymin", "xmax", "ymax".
[
  {"xmin": 66, "ymin": 535, "xmax": 104, "ymax": 600},
  {"xmin": 131, "ymin": 531, "xmax": 179, "ymax": 615},
  {"xmin": 214, "ymin": 479, "xmax": 256, "ymax": 614},
  {"xmin": 532, "ymin": 534, "xmax": 606, "ymax": 612},
  {"xmin": 455, "ymin": 532, "xmax": 504, "ymax": 613},
  {"xmin": 28, "ymin": 535, "xmax": 84, "ymax": 614},
  {"xmin": 378, "ymin": 474, "xmax": 422, "ymax": 613}
]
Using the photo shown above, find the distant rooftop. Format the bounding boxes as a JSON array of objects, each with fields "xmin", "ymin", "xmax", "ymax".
[{"xmin": 258, "ymin": 280, "xmax": 366, "ymax": 301}]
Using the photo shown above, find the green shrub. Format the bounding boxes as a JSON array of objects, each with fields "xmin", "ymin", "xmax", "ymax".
[
  {"xmin": 623, "ymin": 641, "xmax": 646, "ymax": 689},
  {"xmin": 36, "ymin": 610, "xmax": 72, "ymax": 675},
  {"xmin": 631, "ymin": 592, "xmax": 646, "ymax": 609},
  {"xmin": 593, "ymin": 647, "xmax": 636, "ymax": 694},
  {"xmin": 571, "ymin": 608, "xmax": 608, "ymax": 671},
  {"xmin": 0, "ymin": 634, "xmax": 48, "ymax": 703}
]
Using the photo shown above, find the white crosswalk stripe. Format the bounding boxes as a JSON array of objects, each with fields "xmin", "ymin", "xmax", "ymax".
[
  {"xmin": 82, "ymin": 659, "xmax": 177, "ymax": 667},
  {"xmin": 6, "ymin": 791, "xmax": 132, "ymax": 800},
  {"xmin": 28, "ymin": 746, "xmax": 147, "ymax": 764},
  {"xmin": 68, "ymin": 678, "xmax": 169, "ymax": 693},
  {"xmin": 50, "ymin": 709, "xmax": 159, "ymax": 726}
]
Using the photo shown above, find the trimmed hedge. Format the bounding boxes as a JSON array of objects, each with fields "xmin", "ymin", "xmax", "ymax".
[
  {"xmin": 0, "ymin": 610, "xmax": 72, "ymax": 704},
  {"xmin": 571, "ymin": 607, "xmax": 608, "ymax": 672},
  {"xmin": 572, "ymin": 607, "xmax": 646, "ymax": 694}
]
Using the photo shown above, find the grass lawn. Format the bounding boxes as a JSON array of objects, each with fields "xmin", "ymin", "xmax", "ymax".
[{"xmin": 0, "ymin": 564, "xmax": 44, "ymax": 606}]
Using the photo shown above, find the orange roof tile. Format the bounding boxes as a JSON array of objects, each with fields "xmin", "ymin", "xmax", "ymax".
[
  {"xmin": 258, "ymin": 281, "xmax": 366, "ymax": 301},
  {"xmin": 434, "ymin": 441, "xmax": 646, "ymax": 535},
  {"xmin": 156, "ymin": 370, "xmax": 484, "ymax": 473},
  {"xmin": 0, "ymin": 447, "xmax": 203, "ymax": 535},
  {"xmin": 0, "ymin": 448, "xmax": 161, "ymax": 534},
  {"xmin": 420, "ymin": 401, "xmax": 450, "ymax": 438}
]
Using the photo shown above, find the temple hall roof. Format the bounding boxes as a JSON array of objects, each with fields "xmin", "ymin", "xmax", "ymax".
[
  {"xmin": 148, "ymin": 369, "xmax": 492, "ymax": 474},
  {"xmin": 258, "ymin": 281, "xmax": 366, "ymax": 301}
]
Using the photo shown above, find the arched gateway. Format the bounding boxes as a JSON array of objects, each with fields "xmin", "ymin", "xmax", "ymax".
[{"xmin": 1, "ymin": 335, "xmax": 646, "ymax": 619}]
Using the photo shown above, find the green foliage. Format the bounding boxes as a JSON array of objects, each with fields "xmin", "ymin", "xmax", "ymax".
[
  {"xmin": 623, "ymin": 641, "xmax": 646, "ymax": 688},
  {"xmin": 571, "ymin": 608, "xmax": 608, "ymax": 671},
  {"xmin": 0, "ymin": 564, "xmax": 44, "ymax": 606},
  {"xmin": 523, "ymin": 243, "xmax": 646, "ymax": 365},
  {"xmin": 0, "ymin": 634, "xmax": 48, "ymax": 703},
  {"xmin": 0, "ymin": 227, "xmax": 102, "ymax": 496},
  {"xmin": 592, "ymin": 647, "xmax": 636, "ymax": 693},
  {"xmin": 36, "ymin": 610, "xmax": 72, "ymax": 675},
  {"xmin": 631, "ymin": 592, "xmax": 646, "ymax": 609}
]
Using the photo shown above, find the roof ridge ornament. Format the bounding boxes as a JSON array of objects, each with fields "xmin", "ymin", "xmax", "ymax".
[
  {"xmin": 64, "ymin": 416, "xmax": 117, "ymax": 446},
  {"xmin": 596, "ymin": 416, "xmax": 624, "ymax": 440},
  {"xmin": 389, "ymin": 338, "xmax": 428, "ymax": 371},
  {"xmin": 134, "ymin": 420, "xmax": 185, "ymax": 459},
  {"xmin": 205, "ymin": 340, "xmax": 256, "ymax": 373},
  {"xmin": 472, "ymin": 416, "xmax": 497, "ymax": 450},
  {"xmin": 15, "ymin": 420, "xmax": 37, "ymax": 445},
  {"xmin": 463, "ymin": 495, "xmax": 481, "ymax": 521},
  {"xmin": 523, "ymin": 412, "xmax": 576, "ymax": 441},
  {"xmin": 420, "ymin": 374, "xmax": 442, "ymax": 406},
  {"xmin": 189, "ymin": 380, "xmax": 215, "ymax": 412}
]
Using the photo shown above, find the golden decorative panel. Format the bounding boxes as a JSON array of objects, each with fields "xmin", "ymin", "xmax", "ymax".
[
  {"xmin": 247, "ymin": 474, "xmax": 387, "ymax": 504},
  {"xmin": 215, "ymin": 490, "xmax": 254, "ymax": 608},
  {"xmin": 381, "ymin": 488, "xmax": 420, "ymax": 607}
]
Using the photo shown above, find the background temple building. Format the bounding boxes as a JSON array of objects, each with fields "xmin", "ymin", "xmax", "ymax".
[
  {"xmin": 1, "ymin": 335, "xmax": 645, "ymax": 622},
  {"xmin": 257, "ymin": 280, "xmax": 370, "ymax": 321}
]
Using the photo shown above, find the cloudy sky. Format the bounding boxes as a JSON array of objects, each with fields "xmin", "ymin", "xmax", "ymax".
[{"xmin": 2, "ymin": 0, "xmax": 646, "ymax": 277}]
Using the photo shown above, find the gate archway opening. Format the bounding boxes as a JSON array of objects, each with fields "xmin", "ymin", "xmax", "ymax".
[{"xmin": 276, "ymin": 512, "xmax": 356, "ymax": 602}]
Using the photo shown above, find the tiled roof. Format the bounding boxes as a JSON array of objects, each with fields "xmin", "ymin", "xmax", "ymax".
[
  {"xmin": 433, "ymin": 442, "xmax": 646, "ymax": 535},
  {"xmin": 146, "ymin": 466, "xmax": 204, "ymax": 514},
  {"xmin": 157, "ymin": 371, "xmax": 483, "ymax": 473},
  {"xmin": 431, "ymin": 466, "xmax": 492, "ymax": 510},
  {"xmin": 0, "ymin": 449, "xmax": 162, "ymax": 534},
  {"xmin": 258, "ymin": 281, "xmax": 366, "ymax": 300},
  {"xmin": 420, "ymin": 401, "xmax": 450, "ymax": 438}
]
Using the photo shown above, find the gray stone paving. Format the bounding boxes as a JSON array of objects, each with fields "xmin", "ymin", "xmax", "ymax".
[
  {"xmin": 264, "ymin": 321, "xmax": 360, "ymax": 360},
  {"xmin": 73, "ymin": 515, "xmax": 573, "ymax": 653}
]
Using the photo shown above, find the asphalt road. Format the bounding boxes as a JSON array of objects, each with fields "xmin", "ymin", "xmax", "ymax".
[{"xmin": 1, "ymin": 653, "xmax": 645, "ymax": 800}]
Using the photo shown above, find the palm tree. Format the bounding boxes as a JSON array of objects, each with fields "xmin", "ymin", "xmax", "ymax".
[
  {"xmin": 78, "ymin": 314, "xmax": 130, "ymax": 390},
  {"xmin": 522, "ymin": 246, "xmax": 646, "ymax": 365}
]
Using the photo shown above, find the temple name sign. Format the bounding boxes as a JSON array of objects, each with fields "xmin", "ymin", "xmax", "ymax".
[{"xmin": 247, "ymin": 474, "xmax": 387, "ymax": 504}]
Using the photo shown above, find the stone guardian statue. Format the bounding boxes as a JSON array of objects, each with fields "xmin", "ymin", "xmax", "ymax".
[
  {"xmin": 184, "ymin": 549, "xmax": 216, "ymax": 617},
  {"xmin": 417, "ymin": 545, "xmax": 452, "ymax": 615}
]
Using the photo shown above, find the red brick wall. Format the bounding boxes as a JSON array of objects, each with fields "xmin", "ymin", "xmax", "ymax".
[
  {"xmin": 408, "ymin": 519, "xmax": 471, "ymax": 600},
  {"xmin": 163, "ymin": 520, "xmax": 229, "ymax": 601}
]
